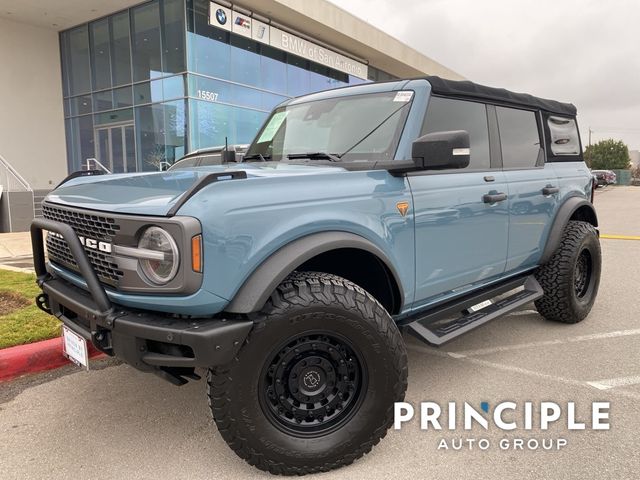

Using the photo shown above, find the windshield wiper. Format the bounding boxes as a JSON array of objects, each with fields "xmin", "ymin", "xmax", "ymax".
[
  {"xmin": 287, "ymin": 152, "xmax": 341, "ymax": 162},
  {"xmin": 242, "ymin": 153, "xmax": 270, "ymax": 162}
]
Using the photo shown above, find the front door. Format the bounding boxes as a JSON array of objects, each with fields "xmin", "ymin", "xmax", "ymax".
[
  {"xmin": 409, "ymin": 96, "xmax": 509, "ymax": 309},
  {"xmin": 95, "ymin": 123, "xmax": 136, "ymax": 173}
]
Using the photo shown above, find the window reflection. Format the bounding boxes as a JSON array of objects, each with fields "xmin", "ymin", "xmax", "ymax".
[
  {"xmin": 113, "ymin": 86, "xmax": 133, "ymax": 108},
  {"xmin": 66, "ymin": 115, "xmax": 94, "ymax": 172},
  {"xmin": 132, "ymin": 1, "xmax": 163, "ymax": 82},
  {"xmin": 61, "ymin": 0, "xmax": 393, "ymax": 174},
  {"xmin": 90, "ymin": 19, "xmax": 111, "ymax": 91},
  {"xmin": 286, "ymin": 56, "xmax": 310, "ymax": 97},
  {"xmin": 188, "ymin": 98, "xmax": 269, "ymax": 150},
  {"xmin": 162, "ymin": 0, "xmax": 186, "ymax": 74},
  {"xmin": 230, "ymin": 36, "xmax": 260, "ymax": 87},
  {"xmin": 188, "ymin": 99, "xmax": 233, "ymax": 149},
  {"xmin": 62, "ymin": 26, "xmax": 91, "ymax": 95},
  {"xmin": 93, "ymin": 90, "xmax": 113, "ymax": 112},
  {"xmin": 69, "ymin": 95, "xmax": 92, "ymax": 116},
  {"xmin": 136, "ymin": 100, "xmax": 187, "ymax": 171},
  {"xmin": 261, "ymin": 46, "xmax": 287, "ymax": 94},
  {"xmin": 162, "ymin": 75, "xmax": 185, "ymax": 100},
  {"xmin": 111, "ymin": 12, "xmax": 132, "ymax": 86}
]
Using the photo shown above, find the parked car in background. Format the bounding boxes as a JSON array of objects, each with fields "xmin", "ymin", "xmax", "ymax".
[
  {"xmin": 591, "ymin": 169, "xmax": 616, "ymax": 186},
  {"xmin": 167, "ymin": 144, "xmax": 248, "ymax": 170}
]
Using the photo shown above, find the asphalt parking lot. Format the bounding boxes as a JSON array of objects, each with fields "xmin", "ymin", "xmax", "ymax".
[{"xmin": 1, "ymin": 187, "xmax": 639, "ymax": 480}]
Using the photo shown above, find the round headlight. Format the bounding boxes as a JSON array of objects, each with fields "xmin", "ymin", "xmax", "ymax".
[{"xmin": 138, "ymin": 226, "xmax": 179, "ymax": 285}]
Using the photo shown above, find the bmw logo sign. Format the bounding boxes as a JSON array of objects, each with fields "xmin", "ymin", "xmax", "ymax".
[{"xmin": 215, "ymin": 8, "xmax": 227, "ymax": 25}]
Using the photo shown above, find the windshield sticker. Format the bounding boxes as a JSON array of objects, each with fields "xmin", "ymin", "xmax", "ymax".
[
  {"xmin": 393, "ymin": 91, "xmax": 414, "ymax": 102},
  {"xmin": 257, "ymin": 111, "xmax": 288, "ymax": 143}
]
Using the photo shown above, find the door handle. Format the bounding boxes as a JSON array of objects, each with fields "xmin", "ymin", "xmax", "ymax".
[
  {"xmin": 542, "ymin": 186, "xmax": 560, "ymax": 195},
  {"xmin": 483, "ymin": 192, "xmax": 507, "ymax": 204}
]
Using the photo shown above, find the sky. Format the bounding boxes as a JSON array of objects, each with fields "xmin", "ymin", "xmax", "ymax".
[{"xmin": 329, "ymin": 0, "xmax": 640, "ymax": 151}]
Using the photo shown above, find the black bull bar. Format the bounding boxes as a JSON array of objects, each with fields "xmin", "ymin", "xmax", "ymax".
[{"xmin": 30, "ymin": 217, "xmax": 252, "ymax": 385}]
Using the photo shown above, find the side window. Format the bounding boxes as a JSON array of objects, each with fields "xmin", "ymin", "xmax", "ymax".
[
  {"xmin": 496, "ymin": 107, "xmax": 542, "ymax": 168},
  {"xmin": 547, "ymin": 115, "xmax": 580, "ymax": 155},
  {"xmin": 421, "ymin": 97, "xmax": 490, "ymax": 170}
]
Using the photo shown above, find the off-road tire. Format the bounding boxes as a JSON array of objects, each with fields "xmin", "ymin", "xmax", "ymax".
[
  {"xmin": 535, "ymin": 220, "xmax": 601, "ymax": 323},
  {"xmin": 207, "ymin": 272, "xmax": 408, "ymax": 475}
]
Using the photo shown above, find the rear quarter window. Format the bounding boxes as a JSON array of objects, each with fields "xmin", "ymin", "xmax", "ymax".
[{"xmin": 547, "ymin": 116, "xmax": 581, "ymax": 155}]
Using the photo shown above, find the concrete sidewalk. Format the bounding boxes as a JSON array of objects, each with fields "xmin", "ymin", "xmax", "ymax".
[{"xmin": 0, "ymin": 231, "xmax": 34, "ymax": 272}]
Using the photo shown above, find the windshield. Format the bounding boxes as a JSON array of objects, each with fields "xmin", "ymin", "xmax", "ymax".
[{"xmin": 245, "ymin": 91, "xmax": 413, "ymax": 162}]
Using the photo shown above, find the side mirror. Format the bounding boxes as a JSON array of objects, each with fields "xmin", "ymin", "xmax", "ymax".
[{"xmin": 412, "ymin": 130, "xmax": 470, "ymax": 170}]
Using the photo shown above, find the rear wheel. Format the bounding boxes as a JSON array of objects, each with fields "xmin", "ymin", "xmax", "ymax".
[
  {"xmin": 208, "ymin": 272, "xmax": 408, "ymax": 475},
  {"xmin": 535, "ymin": 220, "xmax": 601, "ymax": 323}
]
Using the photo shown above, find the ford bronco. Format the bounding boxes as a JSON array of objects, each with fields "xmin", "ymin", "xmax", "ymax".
[{"xmin": 32, "ymin": 76, "xmax": 600, "ymax": 475}]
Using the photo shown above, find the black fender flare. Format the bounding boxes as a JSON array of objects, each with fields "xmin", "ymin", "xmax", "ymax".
[
  {"xmin": 225, "ymin": 231, "xmax": 404, "ymax": 314},
  {"xmin": 539, "ymin": 197, "xmax": 598, "ymax": 265}
]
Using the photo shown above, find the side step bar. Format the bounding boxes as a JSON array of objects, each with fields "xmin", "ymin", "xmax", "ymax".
[{"xmin": 404, "ymin": 275, "xmax": 543, "ymax": 346}]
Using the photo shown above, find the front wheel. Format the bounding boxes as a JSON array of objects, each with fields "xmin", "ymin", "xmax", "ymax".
[
  {"xmin": 535, "ymin": 220, "xmax": 601, "ymax": 323},
  {"xmin": 208, "ymin": 272, "xmax": 408, "ymax": 475}
]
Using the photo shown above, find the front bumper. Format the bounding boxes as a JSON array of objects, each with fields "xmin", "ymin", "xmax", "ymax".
[{"xmin": 31, "ymin": 218, "xmax": 253, "ymax": 384}]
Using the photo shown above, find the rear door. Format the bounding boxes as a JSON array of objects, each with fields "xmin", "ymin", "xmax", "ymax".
[
  {"xmin": 409, "ymin": 97, "xmax": 509, "ymax": 309},
  {"xmin": 494, "ymin": 106, "xmax": 559, "ymax": 272}
]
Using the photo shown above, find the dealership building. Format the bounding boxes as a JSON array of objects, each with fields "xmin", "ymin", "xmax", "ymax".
[{"xmin": 0, "ymin": 0, "xmax": 461, "ymax": 231}]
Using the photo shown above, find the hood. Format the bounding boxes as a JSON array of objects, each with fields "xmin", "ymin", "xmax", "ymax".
[{"xmin": 46, "ymin": 163, "xmax": 346, "ymax": 216}]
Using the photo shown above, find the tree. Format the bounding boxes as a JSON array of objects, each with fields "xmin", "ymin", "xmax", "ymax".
[{"xmin": 584, "ymin": 139, "xmax": 631, "ymax": 170}]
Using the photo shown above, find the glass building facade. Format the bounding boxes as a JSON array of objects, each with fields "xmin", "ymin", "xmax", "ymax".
[{"xmin": 60, "ymin": 0, "xmax": 395, "ymax": 173}]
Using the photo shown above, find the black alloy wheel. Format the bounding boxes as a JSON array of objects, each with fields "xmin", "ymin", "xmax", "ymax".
[
  {"xmin": 260, "ymin": 331, "xmax": 366, "ymax": 436},
  {"xmin": 573, "ymin": 249, "xmax": 593, "ymax": 299}
]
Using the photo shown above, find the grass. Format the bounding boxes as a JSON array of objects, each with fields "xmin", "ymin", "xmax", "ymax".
[{"xmin": 0, "ymin": 269, "xmax": 61, "ymax": 349}]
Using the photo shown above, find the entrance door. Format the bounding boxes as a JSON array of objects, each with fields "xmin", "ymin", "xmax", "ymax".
[{"xmin": 95, "ymin": 123, "xmax": 136, "ymax": 173}]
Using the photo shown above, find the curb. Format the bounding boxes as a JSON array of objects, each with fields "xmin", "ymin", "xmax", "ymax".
[
  {"xmin": 0, "ymin": 337, "xmax": 105, "ymax": 382},
  {"xmin": 0, "ymin": 264, "xmax": 35, "ymax": 274}
]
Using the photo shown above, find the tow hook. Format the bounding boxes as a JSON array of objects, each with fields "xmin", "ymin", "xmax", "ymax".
[{"xmin": 36, "ymin": 293, "xmax": 52, "ymax": 314}]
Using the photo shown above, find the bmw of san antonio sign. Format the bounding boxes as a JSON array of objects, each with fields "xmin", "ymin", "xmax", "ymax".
[{"xmin": 208, "ymin": 1, "xmax": 368, "ymax": 80}]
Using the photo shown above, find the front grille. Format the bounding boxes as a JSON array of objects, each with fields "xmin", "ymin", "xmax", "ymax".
[
  {"xmin": 42, "ymin": 204, "xmax": 124, "ymax": 286},
  {"xmin": 42, "ymin": 204, "xmax": 120, "ymax": 240}
]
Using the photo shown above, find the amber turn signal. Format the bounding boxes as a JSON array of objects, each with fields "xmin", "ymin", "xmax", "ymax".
[{"xmin": 191, "ymin": 235, "xmax": 202, "ymax": 272}]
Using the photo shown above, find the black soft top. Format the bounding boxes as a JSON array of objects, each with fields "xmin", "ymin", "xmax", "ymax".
[{"xmin": 425, "ymin": 76, "xmax": 576, "ymax": 117}]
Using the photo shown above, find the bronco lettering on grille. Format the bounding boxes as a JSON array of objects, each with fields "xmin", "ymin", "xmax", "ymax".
[
  {"xmin": 49, "ymin": 231, "xmax": 113, "ymax": 254},
  {"xmin": 78, "ymin": 235, "xmax": 112, "ymax": 253}
]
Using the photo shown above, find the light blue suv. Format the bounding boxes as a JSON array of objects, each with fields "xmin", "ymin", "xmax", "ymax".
[{"xmin": 32, "ymin": 76, "xmax": 600, "ymax": 475}]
